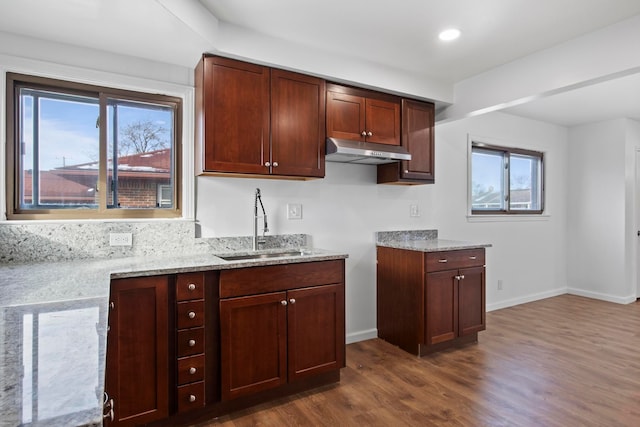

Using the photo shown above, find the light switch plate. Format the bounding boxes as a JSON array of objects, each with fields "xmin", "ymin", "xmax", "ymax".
[
  {"xmin": 287, "ymin": 203, "xmax": 303, "ymax": 220},
  {"xmin": 410, "ymin": 204, "xmax": 420, "ymax": 217}
]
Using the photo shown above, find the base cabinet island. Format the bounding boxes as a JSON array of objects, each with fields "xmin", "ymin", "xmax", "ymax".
[
  {"xmin": 376, "ymin": 230, "xmax": 491, "ymax": 356},
  {"xmin": 104, "ymin": 256, "xmax": 346, "ymax": 427}
]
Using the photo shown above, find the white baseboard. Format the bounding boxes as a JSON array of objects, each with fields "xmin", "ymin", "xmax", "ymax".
[
  {"xmin": 486, "ymin": 287, "xmax": 567, "ymax": 312},
  {"xmin": 567, "ymin": 288, "xmax": 637, "ymax": 304},
  {"xmin": 346, "ymin": 328, "xmax": 377, "ymax": 344}
]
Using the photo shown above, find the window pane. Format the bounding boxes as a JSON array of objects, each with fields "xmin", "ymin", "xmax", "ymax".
[
  {"xmin": 510, "ymin": 154, "xmax": 542, "ymax": 211},
  {"xmin": 471, "ymin": 148, "xmax": 505, "ymax": 211},
  {"xmin": 19, "ymin": 89, "xmax": 99, "ymax": 209},
  {"xmin": 107, "ymin": 100, "xmax": 174, "ymax": 209}
]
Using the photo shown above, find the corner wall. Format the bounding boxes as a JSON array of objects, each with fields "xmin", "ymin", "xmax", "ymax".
[{"xmin": 567, "ymin": 118, "xmax": 638, "ymax": 303}]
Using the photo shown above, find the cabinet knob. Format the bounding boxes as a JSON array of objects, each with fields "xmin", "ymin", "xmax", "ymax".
[
  {"xmin": 438, "ymin": 259, "xmax": 448, "ymax": 263},
  {"xmin": 289, "ymin": 298, "xmax": 296, "ymax": 304},
  {"xmin": 188, "ymin": 311, "xmax": 196, "ymax": 319},
  {"xmin": 189, "ymin": 367, "xmax": 197, "ymax": 375},
  {"xmin": 273, "ymin": 161, "xmax": 278, "ymax": 167},
  {"xmin": 367, "ymin": 131, "xmax": 373, "ymax": 137},
  {"xmin": 188, "ymin": 339, "xmax": 196, "ymax": 347},
  {"xmin": 469, "ymin": 256, "xmax": 477, "ymax": 260},
  {"xmin": 460, "ymin": 274, "xmax": 465, "ymax": 280},
  {"xmin": 188, "ymin": 283, "xmax": 196, "ymax": 291},
  {"xmin": 361, "ymin": 131, "xmax": 367, "ymax": 137},
  {"xmin": 281, "ymin": 300, "xmax": 288, "ymax": 306},
  {"xmin": 189, "ymin": 394, "xmax": 196, "ymax": 403},
  {"xmin": 265, "ymin": 161, "xmax": 271, "ymax": 167},
  {"xmin": 404, "ymin": 170, "xmax": 409, "ymax": 173}
]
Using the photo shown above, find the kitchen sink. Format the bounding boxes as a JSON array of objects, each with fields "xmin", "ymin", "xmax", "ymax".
[{"xmin": 217, "ymin": 250, "xmax": 308, "ymax": 261}]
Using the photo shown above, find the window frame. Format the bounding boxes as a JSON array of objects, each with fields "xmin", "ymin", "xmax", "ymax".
[
  {"xmin": 469, "ymin": 140, "xmax": 545, "ymax": 215},
  {"xmin": 6, "ymin": 73, "xmax": 182, "ymax": 220}
]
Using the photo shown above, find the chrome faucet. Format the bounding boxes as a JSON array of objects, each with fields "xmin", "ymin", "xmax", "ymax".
[{"xmin": 253, "ymin": 188, "xmax": 269, "ymax": 251}]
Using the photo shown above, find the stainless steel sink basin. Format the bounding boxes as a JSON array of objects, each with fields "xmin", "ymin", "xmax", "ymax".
[{"xmin": 217, "ymin": 250, "xmax": 307, "ymax": 261}]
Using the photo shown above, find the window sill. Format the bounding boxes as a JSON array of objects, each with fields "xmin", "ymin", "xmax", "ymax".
[{"xmin": 467, "ymin": 214, "xmax": 551, "ymax": 223}]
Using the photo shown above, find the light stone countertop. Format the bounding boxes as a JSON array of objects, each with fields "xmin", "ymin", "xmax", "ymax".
[
  {"xmin": 0, "ymin": 248, "xmax": 347, "ymax": 427},
  {"xmin": 375, "ymin": 229, "xmax": 492, "ymax": 252}
]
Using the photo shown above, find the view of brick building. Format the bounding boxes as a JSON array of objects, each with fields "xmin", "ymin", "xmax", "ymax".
[{"xmin": 23, "ymin": 149, "xmax": 172, "ymax": 209}]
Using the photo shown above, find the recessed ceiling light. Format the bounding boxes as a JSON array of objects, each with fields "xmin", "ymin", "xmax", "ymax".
[{"xmin": 439, "ymin": 28, "xmax": 461, "ymax": 41}]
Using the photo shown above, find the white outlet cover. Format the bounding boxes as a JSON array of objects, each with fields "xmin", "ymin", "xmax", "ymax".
[
  {"xmin": 109, "ymin": 232, "xmax": 133, "ymax": 246},
  {"xmin": 287, "ymin": 203, "xmax": 303, "ymax": 220}
]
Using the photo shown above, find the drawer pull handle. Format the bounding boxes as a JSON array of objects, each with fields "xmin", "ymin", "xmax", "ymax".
[
  {"xmin": 188, "ymin": 283, "xmax": 196, "ymax": 291},
  {"xmin": 189, "ymin": 394, "xmax": 196, "ymax": 403},
  {"xmin": 438, "ymin": 259, "xmax": 448, "ymax": 263},
  {"xmin": 188, "ymin": 339, "xmax": 196, "ymax": 347},
  {"xmin": 189, "ymin": 367, "xmax": 197, "ymax": 375},
  {"xmin": 469, "ymin": 256, "xmax": 477, "ymax": 260},
  {"xmin": 188, "ymin": 311, "xmax": 196, "ymax": 319}
]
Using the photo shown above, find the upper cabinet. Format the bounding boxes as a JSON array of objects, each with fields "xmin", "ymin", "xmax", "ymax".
[
  {"xmin": 377, "ymin": 99, "xmax": 435, "ymax": 184},
  {"xmin": 326, "ymin": 83, "xmax": 400, "ymax": 146},
  {"xmin": 195, "ymin": 55, "xmax": 325, "ymax": 179}
]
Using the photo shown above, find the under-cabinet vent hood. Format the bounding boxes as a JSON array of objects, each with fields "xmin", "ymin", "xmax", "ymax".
[{"xmin": 325, "ymin": 138, "xmax": 411, "ymax": 165}]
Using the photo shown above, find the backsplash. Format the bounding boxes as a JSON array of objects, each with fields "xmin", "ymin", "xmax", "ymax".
[
  {"xmin": 0, "ymin": 221, "xmax": 312, "ymax": 264},
  {"xmin": 0, "ymin": 221, "xmax": 205, "ymax": 263},
  {"xmin": 375, "ymin": 229, "xmax": 438, "ymax": 244}
]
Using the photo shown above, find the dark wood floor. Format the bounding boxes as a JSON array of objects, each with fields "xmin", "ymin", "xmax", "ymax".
[{"xmin": 199, "ymin": 295, "xmax": 640, "ymax": 426}]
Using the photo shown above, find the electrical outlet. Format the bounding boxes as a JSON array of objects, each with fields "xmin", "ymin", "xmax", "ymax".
[
  {"xmin": 109, "ymin": 232, "xmax": 132, "ymax": 246},
  {"xmin": 497, "ymin": 279, "xmax": 503, "ymax": 291},
  {"xmin": 410, "ymin": 204, "xmax": 420, "ymax": 217},
  {"xmin": 287, "ymin": 203, "xmax": 303, "ymax": 220}
]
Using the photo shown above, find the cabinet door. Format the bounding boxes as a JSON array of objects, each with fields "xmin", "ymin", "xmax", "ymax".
[
  {"xmin": 202, "ymin": 56, "xmax": 270, "ymax": 174},
  {"xmin": 287, "ymin": 284, "xmax": 345, "ymax": 382},
  {"xmin": 458, "ymin": 266, "xmax": 486, "ymax": 336},
  {"xmin": 326, "ymin": 90, "xmax": 366, "ymax": 141},
  {"xmin": 365, "ymin": 98, "xmax": 400, "ymax": 146},
  {"xmin": 271, "ymin": 69, "xmax": 326, "ymax": 177},
  {"xmin": 425, "ymin": 270, "xmax": 458, "ymax": 345},
  {"xmin": 220, "ymin": 292, "xmax": 287, "ymax": 401},
  {"xmin": 400, "ymin": 99, "xmax": 434, "ymax": 181},
  {"xmin": 105, "ymin": 276, "xmax": 169, "ymax": 426}
]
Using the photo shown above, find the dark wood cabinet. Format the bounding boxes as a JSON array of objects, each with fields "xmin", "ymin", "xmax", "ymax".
[
  {"xmin": 105, "ymin": 261, "xmax": 343, "ymax": 425},
  {"xmin": 105, "ymin": 276, "xmax": 170, "ymax": 426},
  {"xmin": 219, "ymin": 260, "xmax": 345, "ymax": 401},
  {"xmin": 377, "ymin": 99, "xmax": 435, "ymax": 184},
  {"xmin": 377, "ymin": 247, "xmax": 486, "ymax": 356},
  {"xmin": 326, "ymin": 83, "xmax": 400, "ymax": 146},
  {"xmin": 195, "ymin": 55, "xmax": 325, "ymax": 178}
]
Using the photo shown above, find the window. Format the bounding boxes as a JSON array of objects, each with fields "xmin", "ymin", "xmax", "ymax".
[
  {"xmin": 6, "ymin": 73, "xmax": 181, "ymax": 219},
  {"xmin": 470, "ymin": 141, "xmax": 544, "ymax": 214}
]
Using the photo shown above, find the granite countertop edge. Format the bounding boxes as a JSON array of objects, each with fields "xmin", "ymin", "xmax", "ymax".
[{"xmin": 376, "ymin": 239, "xmax": 492, "ymax": 252}]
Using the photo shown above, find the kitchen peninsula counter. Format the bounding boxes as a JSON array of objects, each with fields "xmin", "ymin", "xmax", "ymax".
[{"xmin": 0, "ymin": 245, "xmax": 347, "ymax": 427}]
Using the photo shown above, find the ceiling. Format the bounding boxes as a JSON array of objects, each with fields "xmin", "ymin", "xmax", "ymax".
[{"xmin": 0, "ymin": 0, "xmax": 639, "ymax": 127}]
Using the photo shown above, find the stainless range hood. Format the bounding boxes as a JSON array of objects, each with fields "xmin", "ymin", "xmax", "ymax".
[{"xmin": 325, "ymin": 137, "xmax": 411, "ymax": 165}]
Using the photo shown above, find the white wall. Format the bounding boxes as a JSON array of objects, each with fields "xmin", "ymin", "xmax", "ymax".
[
  {"xmin": 434, "ymin": 112, "xmax": 569, "ymax": 311},
  {"xmin": 567, "ymin": 119, "xmax": 640, "ymax": 303},
  {"xmin": 196, "ymin": 111, "xmax": 571, "ymax": 340}
]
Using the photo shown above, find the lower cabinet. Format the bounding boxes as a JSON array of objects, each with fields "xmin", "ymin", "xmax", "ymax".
[
  {"xmin": 219, "ymin": 261, "xmax": 345, "ymax": 401},
  {"xmin": 377, "ymin": 246, "xmax": 486, "ymax": 356},
  {"xmin": 105, "ymin": 260, "xmax": 345, "ymax": 426},
  {"xmin": 105, "ymin": 276, "xmax": 170, "ymax": 426}
]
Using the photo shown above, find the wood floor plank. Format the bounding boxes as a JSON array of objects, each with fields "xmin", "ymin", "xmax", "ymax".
[{"xmin": 196, "ymin": 295, "xmax": 640, "ymax": 426}]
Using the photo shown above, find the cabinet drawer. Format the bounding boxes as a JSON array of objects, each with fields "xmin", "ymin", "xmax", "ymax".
[
  {"xmin": 220, "ymin": 260, "xmax": 344, "ymax": 298},
  {"xmin": 176, "ymin": 300, "xmax": 205, "ymax": 329},
  {"xmin": 176, "ymin": 272, "xmax": 205, "ymax": 301},
  {"xmin": 177, "ymin": 381, "xmax": 205, "ymax": 412},
  {"xmin": 177, "ymin": 328, "xmax": 205, "ymax": 357},
  {"xmin": 177, "ymin": 354, "xmax": 205, "ymax": 385},
  {"xmin": 426, "ymin": 249, "xmax": 485, "ymax": 272}
]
